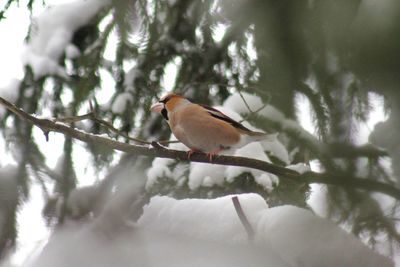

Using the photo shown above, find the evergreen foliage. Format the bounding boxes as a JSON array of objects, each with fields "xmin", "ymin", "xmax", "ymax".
[{"xmin": 1, "ymin": 0, "xmax": 400, "ymax": 260}]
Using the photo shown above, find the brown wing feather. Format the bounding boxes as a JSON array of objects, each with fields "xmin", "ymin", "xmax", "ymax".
[{"xmin": 200, "ymin": 104, "xmax": 259, "ymax": 134}]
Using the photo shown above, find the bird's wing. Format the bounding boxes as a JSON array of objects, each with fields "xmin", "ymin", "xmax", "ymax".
[{"xmin": 199, "ymin": 104, "xmax": 254, "ymax": 133}]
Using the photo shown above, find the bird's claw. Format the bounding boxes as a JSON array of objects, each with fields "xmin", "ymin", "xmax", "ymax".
[
  {"xmin": 206, "ymin": 153, "xmax": 215, "ymax": 162},
  {"xmin": 187, "ymin": 149, "xmax": 198, "ymax": 160},
  {"xmin": 206, "ymin": 148, "xmax": 222, "ymax": 162}
]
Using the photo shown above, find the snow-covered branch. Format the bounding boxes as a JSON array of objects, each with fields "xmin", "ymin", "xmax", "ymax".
[{"xmin": 1, "ymin": 96, "xmax": 400, "ymax": 200}]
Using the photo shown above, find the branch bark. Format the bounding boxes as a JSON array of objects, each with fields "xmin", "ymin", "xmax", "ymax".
[{"xmin": 1, "ymin": 96, "xmax": 400, "ymax": 200}]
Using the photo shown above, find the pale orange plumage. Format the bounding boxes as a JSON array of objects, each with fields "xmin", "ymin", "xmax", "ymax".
[{"xmin": 150, "ymin": 93, "xmax": 269, "ymax": 160}]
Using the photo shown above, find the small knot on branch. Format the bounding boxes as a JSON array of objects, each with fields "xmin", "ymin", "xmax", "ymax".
[{"xmin": 151, "ymin": 141, "xmax": 163, "ymax": 149}]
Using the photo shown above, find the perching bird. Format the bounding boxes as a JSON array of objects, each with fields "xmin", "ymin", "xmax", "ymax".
[{"xmin": 150, "ymin": 93, "xmax": 270, "ymax": 160}]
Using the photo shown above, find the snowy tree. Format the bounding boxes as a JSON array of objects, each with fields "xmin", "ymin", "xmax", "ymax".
[{"xmin": 0, "ymin": 0, "xmax": 399, "ymax": 266}]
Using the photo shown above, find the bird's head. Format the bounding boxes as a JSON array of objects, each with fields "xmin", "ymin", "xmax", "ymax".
[{"xmin": 150, "ymin": 93, "xmax": 189, "ymax": 120}]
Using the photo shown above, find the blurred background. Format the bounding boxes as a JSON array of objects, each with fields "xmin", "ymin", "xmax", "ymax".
[{"xmin": 0, "ymin": 0, "xmax": 400, "ymax": 265}]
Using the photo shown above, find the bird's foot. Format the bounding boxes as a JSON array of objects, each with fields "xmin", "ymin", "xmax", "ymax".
[
  {"xmin": 206, "ymin": 148, "xmax": 222, "ymax": 162},
  {"xmin": 187, "ymin": 149, "xmax": 199, "ymax": 160}
]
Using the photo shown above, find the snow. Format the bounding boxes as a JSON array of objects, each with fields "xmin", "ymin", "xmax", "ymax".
[
  {"xmin": 0, "ymin": 79, "xmax": 20, "ymax": 118},
  {"xmin": 146, "ymin": 158, "xmax": 174, "ymax": 189},
  {"xmin": 123, "ymin": 68, "xmax": 142, "ymax": 92},
  {"xmin": 65, "ymin": 44, "xmax": 81, "ymax": 59},
  {"xmin": 53, "ymin": 155, "xmax": 66, "ymax": 176},
  {"xmin": 28, "ymin": 220, "xmax": 289, "ymax": 267},
  {"xmin": 258, "ymin": 205, "xmax": 392, "ymax": 267},
  {"xmin": 286, "ymin": 162, "xmax": 311, "ymax": 174},
  {"xmin": 66, "ymin": 185, "xmax": 100, "ymax": 218},
  {"xmin": 22, "ymin": 191, "xmax": 394, "ymax": 267},
  {"xmin": 137, "ymin": 193, "xmax": 268, "ymax": 243},
  {"xmin": 222, "ymin": 93, "xmax": 292, "ymax": 164},
  {"xmin": 261, "ymin": 136, "xmax": 290, "ymax": 164},
  {"xmin": 22, "ymin": 0, "xmax": 110, "ymax": 79},
  {"xmin": 146, "ymin": 133, "xmax": 280, "ymax": 191},
  {"xmin": 225, "ymin": 142, "xmax": 279, "ymax": 191},
  {"xmin": 138, "ymin": 194, "xmax": 393, "ymax": 267},
  {"xmin": 307, "ymin": 183, "xmax": 329, "ymax": 217},
  {"xmin": 224, "ymin": 93, "xmax": 282, "ymax": 123},
  {"xmin": 0, "ymin": 79, "xmax": 20, "ymax": 103},
  {"xmin": 28, "ymin": 182, "xmax": 290, "ymax": 267},
  {"xmin": 12, "ymin": 184, "xmax": 49, "ymax": 266},
  {"xmin": 188, "ymin": 162, "xmax": 225, "ymax": 189},
  {"xmin": 146, "ymin": 139, "xmax": 189, "ymax": 189},
  {"xmin": 111, "ymin": 92, "xmax": 133, "ymax": 114},
  {"xmin": 224, "ymin": 92, "xmax": 318, "ymax": 147}
]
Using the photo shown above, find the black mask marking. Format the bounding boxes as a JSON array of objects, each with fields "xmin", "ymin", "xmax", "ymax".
[
  {"xmin": 160, "ymin": 95, "xmax": 172, "ymax": 104},
  {"xmin": 161, "ymin": 108, "xmax": 169, "ymax": 121}
]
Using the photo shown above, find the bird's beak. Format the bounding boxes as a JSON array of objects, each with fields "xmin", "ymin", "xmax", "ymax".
[{"xmin": 150, "ymin": 102, "xmax": 164, "ymax": 113}]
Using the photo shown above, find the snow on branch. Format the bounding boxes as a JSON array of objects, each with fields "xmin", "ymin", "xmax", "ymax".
[{"xmin": 1, "ymin": 96, "xmax": 400, "ymax": 199}]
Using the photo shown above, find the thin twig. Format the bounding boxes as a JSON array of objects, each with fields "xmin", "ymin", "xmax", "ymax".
[
  {"xmin": 232, "ymin": 196, "xmax": 255, "ymax": 241},
  {"xmin": 52, "ymin": 106, "xmax": 178, "ymax": 145},
  {"xmin": 236, "ymin": 87, "xmax": 253, "ymax": 113},
  {"xmin": 238, "ymin": 103, "xmax": 268, "ymax": 123},
  {"xmin": 95, "ymin": 115, "xmax": 151, "ymax": 144},
  {"xmin": 54, "ymin": 113, "xmax": 94, "ymax": 124}
]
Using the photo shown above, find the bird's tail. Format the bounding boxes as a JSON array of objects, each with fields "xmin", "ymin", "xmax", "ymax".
[{"xmin": 246, "ymin": 131, "xmax": 278, "ymax": 142}]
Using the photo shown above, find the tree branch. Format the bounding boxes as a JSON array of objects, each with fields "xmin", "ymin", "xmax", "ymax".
[
  {"xmin": 1, "ymin": 96, "xmax": 400, "ymax": 200},
  {"xmin": 252, "ymin": 114, "xmax": 388, "ymax": 160},
  {"xmin": 53, "ymin": 103, "xmax": 178, "ymax": 145}
]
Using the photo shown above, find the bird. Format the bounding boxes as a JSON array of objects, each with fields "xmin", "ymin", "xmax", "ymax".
[{"xmin": 150, "ymin": 93, "xmax": 270, "ymax": 161}]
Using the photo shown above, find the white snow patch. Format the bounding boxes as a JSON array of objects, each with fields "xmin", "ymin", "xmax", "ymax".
[
  {"xmin": 223, "ymin": 92, "xmax": 317, "ymax": 148},
  {"xmin": 124, "ymin": 68, "xmax": 142, "ymax": 92},
  {"xmin": 307, "ymin": 183, "xmax": 329, "ymax": 217},
  {"xmin": 29, "ymin": 219, "xmax": 288, "ymax": 267},
  {"xmin": 223, "ymin": 92, "xmax": 285, "ymax": 121},
  {"xmin": 111, "ymin": 92, "xmax": 133, "ymax": 114},
  {"xmin": 286, "ymin": 163, "xmax": 311, "ymax": 174},
  {"xmin": 223, "ymin": 92, "xmax": 264, "ymax": 115},
  {"xmin": 146, "ymin": 138, "xmax": 189, "ymax": 189},
  {"xmin": 137, "ymin": 193, "xmax": 268, "ymax": 243},
  {"xmin": 22, "ymin": 0, "xmax": 110, "ymax": 78},
  {"xmin": 146, "ymin": 157, "xmax": 174, "ymax": 189},
  {"xmin": 257, "ymin": 205, "xmax": 392, "ymax": 267},
  {"xmin": 66, "ymin": 185, "xmax": 100, "ymax": 218},
  {"xmin": 226, "ymin": 143, "xmax": 278, "ymax": 191},
  {"xmin": 23, "ymin": 52, "xmax": 68, "ymax": 79},
  {"xmin": 188, "ymin": 162, "xmax": 225, "ymax": 190},
  {"xmin": 65, "ymin": 44, "xmax": 81, "ymax": 59},
  {"xmin": 261, "ymin": 138, "xmax": 290, "ymax": 164},
  {"xmin": 0, "ymin": 79, "xmax": 20, "ymax": 103},
  {"xmin": 259, "ymin": 104, "xmax": 286, "ymax": 121},
  {"xmin": 53, "ymin": 155, "xmax": 66, "ymax": 176},
  {"xmin": 138, "ymin": 194, "xmax": 393, "ymax": 267},
  {"xmin": 0, "ymin": 79, "xmax": 21, "ymax": 118}
]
